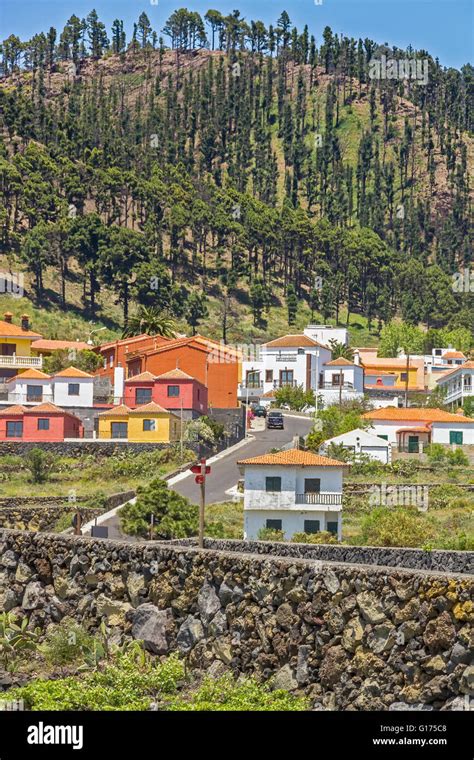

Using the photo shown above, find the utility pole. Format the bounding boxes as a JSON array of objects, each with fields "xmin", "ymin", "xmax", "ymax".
[
  {"xmin": 339, "ymin": 369, "xmax": 343, "ymax": 407},
  {"xmin": 404, "ymin": 352, "xmax": 410, "ymax": 408},
  {"xmin": 180, "ymin": 399, "xmax": 184, "ymax": 460},
  {"xmin": 199, "ymin": 458, "xmax": 206, "ymax": 549}
]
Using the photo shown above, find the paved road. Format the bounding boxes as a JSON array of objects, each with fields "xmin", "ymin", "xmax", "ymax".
[
  {"xmin": 95, "ymin": 414, "xmax": 313, "ymax": 539},
  {"xmin": 174, "ymin": 414, "xmax": 314, "ymax": 504}
]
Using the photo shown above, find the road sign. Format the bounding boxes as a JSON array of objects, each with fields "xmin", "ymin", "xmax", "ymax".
[{"xmin": 195, "ymin": 474, "xmax": 205, "ymax": 484}]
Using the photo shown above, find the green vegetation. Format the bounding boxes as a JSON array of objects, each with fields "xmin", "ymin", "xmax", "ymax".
[
  {"xmin": 307, "ymin": 400, "xmax": 370, "ymax": 449},
  {"xmin": 274, "ymin": 384, "xmax": 316, "ymax": 411},
  {"xmin": 120, "ymin": 477, "xmax": 198, "ymax": 539},
  {"xmin": 291, "ymin": 531, "xmax": 339, "ymax": 545},
  {"xmin": 257, "ymin": 527, "xmax": 285, "ymax": 542},
  {"xmin": 24, "ymin": 448, "xmax": 57, "ymax": 484},
  {"xmin": 43, "ymin": 349, "xmax": 103, "ymax": 375},
  {"xmin": 0, "ymin": 613, "xmax": 41, "ymax": 672}
]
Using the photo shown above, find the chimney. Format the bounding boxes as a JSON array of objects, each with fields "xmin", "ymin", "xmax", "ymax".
[
  {"xmin": 353, "ymin": 350, "xmax": 360, "ymax": 366},
  {"xmin": 3, "ymin": 312, "xmax": 13, "ymax": 324},
  {"xmin": 21, "ymin": 314, "xmax": 30, "ymax": 331}
]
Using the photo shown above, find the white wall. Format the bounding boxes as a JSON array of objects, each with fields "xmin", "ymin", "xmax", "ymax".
[
  {"xmin": 53, "ymin": 378, "xmax": 94, "ymax": 408},
  {"xmin": 7, "ymin": 378, "xmax": 53, "ymax": 404},
  {"xmin": 242, "ymin": 344, "xmax": 332, "ymax": 396},
  {"xmin": 304, "ymin": 326, "xmax": 349, "ymax": 346},
  {"xmin": 431, "ymin": 422, "xmax": 474, "ymax": 445},
  {"xmin": 244, "ymin": 464, "xmax": 343, "ymax": 511},
  {"xmin": 244, "ymin": 509, "xmax": 341, "ymax": 540}
]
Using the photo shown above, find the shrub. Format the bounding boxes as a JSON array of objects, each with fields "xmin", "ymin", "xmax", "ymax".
[
  {"xmin": 24, "ymin": 448, "xmax": 57, "ymax": 484},
  {"xmin": 389, "ymin": 459, "xmax": 419, "ymax": 478},
  {"xmin": 358, "ymin": 507, "xmax": 433, "ymax": 548},
  {"xmin": 7, "ymin": 653, "xmax": 185, "ymax": 711},
  {"xmin": 120, "ymin": 477, "xmax": 198, "ymax": 539},
  {"xmin": 351, "ymin": 455, "xmax": 386, "ymax": 476},
  {"xmin": 40, "ymin": 621, "xmax": 101, "ymax": 666},
  {"xmin": 426, "ymin": 443, "xmax": 446, "ymax": 464},
  {"xmin": 446, "ymin": 448, "xmax": 469, "ymax": 467},
  {"xmin": 274, "ymin": 384, "xmax": 315, "ymax": 411},
  {"xmin": 291, "ymin": 531, "xmax": 339, "ymax": 545},
  {"xmin": 0, "ymin": 613, "xmax": 40, "ymax": 671},
  {"xmin": 166, "ymin": 673, "xmax": 309, "ymax": 711},
  {"xmin": 257, "ymin": 527, "xmax": 285, "ymax": 542}
]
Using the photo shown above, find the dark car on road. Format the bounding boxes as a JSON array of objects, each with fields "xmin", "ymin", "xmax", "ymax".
[
  {"xmin": 267, "ymin": 411, "xmax": 284, "ymax": 429},
  {"xmin": 252, "ymin": 405, "xmax": 267, "ymax": 418}
]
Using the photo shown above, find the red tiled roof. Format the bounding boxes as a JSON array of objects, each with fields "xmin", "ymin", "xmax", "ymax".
[
  {"xmin": 32, "ymin": 339, "xmax": 90, "ymax": 351},
  {"xmin": 8, "ymin": 369, "xmax": 51, "ymax": 381},
  {"xmin": 362, "ymin": 407, "xmax": 474, "ymax": 423},
  {"xmin": 98, "ymin": 404, "xmax": 131, "ymax": 417},
  {"xmin": 53, "ymin": 366, "xmax": 93, "ymax": 378},
  {"xmin": 237, "ymin": 449, "xmax": 347, "ymax": 467},
  {"xmin": 0, "ymin": 405, "xmax": 27, "ymax": 415},
  {"xmin": 264, "ymin": 334, "xmax": 324, "ymax": 348},
  {"xmin": 125, "ymin": 371, "xmax": 156, "ymax": 383},
  {"xmin": 0, "ymin": 319, "xmax": 42, "ymax": 338}
]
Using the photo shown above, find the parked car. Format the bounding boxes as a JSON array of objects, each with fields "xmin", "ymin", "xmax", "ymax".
[
  {"xmin": 252, "ymin": 405, "xmax": 267, "ymax": 418},
  {"xmin": 267, "ymin": 411, "xmax": 284, "ymax": 429}
]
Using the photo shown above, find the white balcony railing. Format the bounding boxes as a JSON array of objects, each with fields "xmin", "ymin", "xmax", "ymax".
[
  {"xmin": 295, "ymin": 493, "xmax": 342, "ymax": 506},
  {"xmin": 0, "ymin": 354, "xmax": 43, "ymax": 369}
]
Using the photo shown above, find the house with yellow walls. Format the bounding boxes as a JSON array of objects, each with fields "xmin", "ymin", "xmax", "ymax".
[
  {"xmin": 97, "ymin": 402, "xmax": 180, "ymax": 443},
  {"xmin": 361, "ymin": 357, "xmax": 425, "ymax": 391},
  {"xmin": 0, "ymin": 313, "xmax": 43, "ymax": 380}
]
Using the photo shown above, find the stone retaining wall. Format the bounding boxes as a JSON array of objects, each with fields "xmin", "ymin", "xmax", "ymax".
[
  {"xmin": 172, "ymin": 538, "xmax": 474, "ymax": 575},
  {"xmin": 0, "ymin": 530, "xmax": 472, "ymax": 710}
]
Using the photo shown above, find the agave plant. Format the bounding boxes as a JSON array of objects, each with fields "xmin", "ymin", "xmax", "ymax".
[
  {"xmin": 123, "ymin": 307, "xmax": 177, "ymax": 338},
  {"xmin": 0, "ymin": 613, "xmax": 41, "ymax": 671}
]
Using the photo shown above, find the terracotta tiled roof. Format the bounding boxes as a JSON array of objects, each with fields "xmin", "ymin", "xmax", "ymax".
[
  {"xmin": 32, "ymin": 339, "xmax": 90, "ymax": 351},
  {"xmin": 264, "ymin": 334, "xmax": 324, "ymax": 348},
  {"xmin": 53, "ymin": 366, "xmax": 93, "ymax": 378},
  {"xmin": 362, "ymin": 407, "xmax": 474, "ymax": 423},
  {"xmin": 125, "ymin": 371, "xmax": 156, "ymax": 382},
  {"xmin": 98, "ymin": 333, "xmax": 152, "ymax": 350},
  {"xmin": 441, "ymin": 351, "xmax": 466, "ymax": 359},
  {"xmin": 364, "ymin": 370, "xmax": 397, "ymax": 376},
  {"xmin": 155, "ymin": 368, "xmax": 195, "ymax": 380},
  {"xmin": 396, "ymin": 426, "xmax": 432, "ymax": 433},
  {"xmin": 98, "ymin": 404, "xmax": 131, "ymax": 417},
  {"xmin": 437, "ymin": 361, "xmax": 474, "ymax": 381},
  {"xmin": 237, "ymin": 449, "xmax": 347, "ymax": 467},
  {"xmin": 325, "ymin": 357, "xmax": 358, "ymax": 366},
  {"xmin": 0, "ymin": 319, "xmax": 42, "ymax": 338},
  {"xmin": 129, "ymin": 402, "xmax": 169, "ymax": 414},
  {"xmin": 24, "ymin": 402, "xmax": 67, "ymax": 414},
  {"xmin": 0, "ymin": 405, "xmax": 26, "ymax": 415},
  {"xmin": 9, "ymin": 369, "xmax": 51, "ymax": 381},
  {"xmin": 262, "ymin": 389, "xmax": 276, "ymax": 398}
]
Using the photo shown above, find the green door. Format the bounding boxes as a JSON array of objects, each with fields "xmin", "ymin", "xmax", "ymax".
[{"xmin": 408, "ymin": 436, "xmax": 419, "ymax": 453}]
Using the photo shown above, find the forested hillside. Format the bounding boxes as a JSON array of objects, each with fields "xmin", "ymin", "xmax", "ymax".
[{"xmin": 0, "ymin": 7, "xmax": 473, "ymax": 343}]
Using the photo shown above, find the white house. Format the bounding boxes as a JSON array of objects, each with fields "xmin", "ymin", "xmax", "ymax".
[
  {"xmin": 304, "ymin": 324, "xmax": 349, "ymax": 347},
  {"xmin": 52, "ymin": 367, "xmax": 94, "ymax": 408},
  {"xmin": 7, "ymin": 369, "xmax": 53, "ymax": 405},
  {"xmin": 240, "ymin": 334, "xmax": 331, "ymax": 403},
  {"xmin": 319, "ymin": 428, "xmax": 391, "ymax": 464},
  {"xmin": 237, "ymin": 448, "xmax": 347, "ymax": 541},
  {"xmin": 320, "ymin": 358, "xmax": 364, "ymax": 404},
  {"xmin": 436, "ymin": 361, "xmax": 474, "ymax": 407},
  {"xmin": 361, "ymin": 407, "xmax": 474, "ymax": 451}
]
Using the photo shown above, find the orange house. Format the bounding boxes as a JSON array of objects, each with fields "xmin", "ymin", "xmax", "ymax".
[
  {"xmin": 95, "ymin": 334, "xmax": 170, "ymax": 382},
  {"xmin": 126, "ymin": 336, "xmax": 241, "ymax": 409}
]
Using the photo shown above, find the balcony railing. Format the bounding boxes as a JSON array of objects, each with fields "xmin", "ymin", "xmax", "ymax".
[
  {"xmin": 0, "ymin": 355, "xmax": 43, "ymax": 369},
  {"xmin": 4, "ymin": 392, "xmax": 54, "ymax": 405},
  {"xmin": 319, "ymin": 382, "xmax": 354, "ymax": 390},
  {"xmin": 272, "ymin": 380, "xmax": 298, "ymax": 388},
  {"xmin": 295, "ymin": 493, "xmax": 343, "ymax": 505},
  {"xmin": 275, "ymin": 355, "xmax": 298, "ymax": 362}
]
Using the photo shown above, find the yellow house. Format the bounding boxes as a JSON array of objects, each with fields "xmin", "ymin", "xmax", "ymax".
[
  {"xmin": 0, "ymin": 313, "xmax": 43, "ymax": 378},
  {"xmin": 128, "ymin": 402, "xmax": 180, "ymax": 443},
  {"xmin": 363, "ymin": 358, "xmax": 425, "ymax": 391},
  {"xmin": 98, "ymin": 402, "xmax": 180, "ymax": 443},
  {"xmin": 98, "ymin": 404, "xmax": 131, "ymax": 440}
]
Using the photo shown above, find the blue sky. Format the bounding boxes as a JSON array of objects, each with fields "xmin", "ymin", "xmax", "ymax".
[{"xmin": 1, "ymin": 0, "xmax": 472, "ymax": 69}]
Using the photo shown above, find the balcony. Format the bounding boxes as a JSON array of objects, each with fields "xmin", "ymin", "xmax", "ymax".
[
  {"xmin": 3, "ymin": 392, "xmax": 54, "ymax": 406},
  {"xmin": 319, "ymin": 382, "xmax": 354, "ymax": 391},
  {"xmin": 238, "ymin": 382, "xmax": 263, "ymax": 397},
  {"xmin": 275, "ymin": 355, "xmax": 298, "ymax": 362},
  {"xmin": 295, "ymin": 493, "xmax": 343, "ymax": 506},
  {"xmin": 0, "ymin": 354, "xmax": 43, "ymax": 369}
]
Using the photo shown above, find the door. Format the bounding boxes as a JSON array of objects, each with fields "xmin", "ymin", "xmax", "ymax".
[
  {"xmin": 0, "ymin": 344, "xmax": 15, "ymax": 356},
  {"xmin": 279, "ymin": 370, "xmax": 294, "ymax": 386},
  {"xmin": 408, "ymin": 436, "xmax": 419, "ymax": 453}
]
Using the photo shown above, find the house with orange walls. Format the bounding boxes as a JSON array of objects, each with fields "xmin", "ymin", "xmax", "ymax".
[{"xmin": 94, "ymin": 334, "xmax": 170, "ymax": 382}]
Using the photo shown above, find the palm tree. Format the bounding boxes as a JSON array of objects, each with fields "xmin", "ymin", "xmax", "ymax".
[
  {"xmin": 122, "ymin": 306, "xmax": 177, "ymax": 338},
  {"xmin": 328, "ymin": 339, "xmax": 355, "ymax": 361}
]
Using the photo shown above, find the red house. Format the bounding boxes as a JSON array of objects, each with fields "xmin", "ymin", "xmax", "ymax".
[
  {"xmin": 123, "ymin": 368, "xmax": 208, "ymax": 419},
  {"xmin": 0, "ymin": 402, "xmax": 83, "ymax": 441}
]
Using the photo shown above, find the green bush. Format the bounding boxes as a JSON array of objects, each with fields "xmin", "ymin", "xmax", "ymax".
[
  {"xmin": 24, "ymin": 448, "xmax": 57, "ymax": 484},
  {"xmin": 274, "ymin": 384, "xmax": 315, "ymax": 411},
  {"xmin": 291, "ymin": 531, "xmax": 339, "ymax": 545},
  {"xmin": 257, "ymin": 527, "xmax": 285, "ymax": 542},
  {"xmin": 166, "ymin": 673, "xmax": 309, "ymax": 711},
  {"xmin": 446, "ymin": 448, "xmax": 469, "ymax": 466},
  {"xmin": 0, "ymin": 613, "xmax": 41, "ymax": 671},
  {"xmin": 7, "ymin": 652, "xmax": 185, "ymax": 711},
  {"xmin": 40, "ymin": 621, "xmax": 102, "ymax": 666},
  {"xmin": 358, "ymin": 507, "xmax": 433, "ymax": 548},
  {"xmin": 120, "ymin": 477, "xmax": 198, "ymax": 539},
  {"xmin": 389, "ymin": 459, "xmax": 419, "ymax": 478},
  {"xmin": 426, "ymin": 443, "xmax": 446, "ymax": 464}
]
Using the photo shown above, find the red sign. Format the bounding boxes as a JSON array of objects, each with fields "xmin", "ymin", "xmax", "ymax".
[
  {"xmin": 190, "ymin": 463, "xmax": 211, "ymax": 475},
  {"xmin": 195, "ymin": 474, "xmax": 205, "ymax": 484}
]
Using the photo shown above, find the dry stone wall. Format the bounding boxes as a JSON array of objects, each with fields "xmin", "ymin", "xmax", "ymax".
[{"xmin": 0, "ymin": 529, "xmax": 472, "ymax": 710}]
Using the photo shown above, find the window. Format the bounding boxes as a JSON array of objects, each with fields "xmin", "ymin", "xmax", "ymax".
[
  {"xmin": 449, "ymin": 431, "xmax": 463, "ymax": 445},
  {"xmin": 327, "ymin": 521, "xmax": 338, "ymax": 536},
  {"xmin": 400, "ymin": 372, "xmax": 408, "ymax": 381},
  {"xmin": 266, "ymin": 519, "xmax": 282, "ymax": 531},
  {"xmin": 265, "ymin": 370, "xmax": 273, "ymax": 383},
  {"xmin": 246, "ymin": 371, "xmax": 260, "ymax": 389},
  {"xmin": 143, "ymin": 419, "xmax": 156, "ymax": 432},
  {"xmin": 279, "ymin": 370, "xmax": 294, "ymax": 386},
  {"xmin": 26, "ymin": 385, "xmax": 42, "ymax": 402},
  {"xmin": 331, "ymin": 373, "xmax": 343, "ymax": 386},
  {"xmin": 297, "ymin": 348, "xmax": 305, "ymax": 355},
  {"xmin": 197, "ymin": 389, "xmax": 200, "ymax": 400},
  {"xmin": 68, "ymin": 383, "xmax": 80, "ymax": 396},
  {"xmin": 378, "ymin": 434, "xmax": 389, "ymax": 440},
  {"xmin": 0, "ymin": 344, "xmax": 15, "ymax": 356},
  {"xmin": 304, "ymin": 520, "xmax": 320, "ymax": 534},
  {"xmin": 265, "ymin": 476, "xmax": 281, "ymax": 492},
  {"xmin": 6, "ymin": 421, "xmax": 22, "ymax": 438},
  {"xmin": 37, "ymin": 418, "xmax": 50, "ymax": 431},
  {"xmin": 111, "ymin": 422, "xmax": 128, "ymax": 439},
  {"xmin": 167, "ymin": 385, "xmax": 180, "ymax": 397},
  {"xmin": 136, "ymin": 388, "xmax": 152, "ymax": 405},
  {"xmin": 109, "ymin": 356, "xmax": 114, "ymax": 367},
  {"xmin": 304, "ymin": 478, "xmax": 321, "ymax": 494}
]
